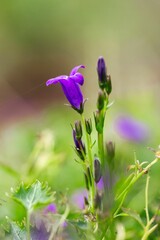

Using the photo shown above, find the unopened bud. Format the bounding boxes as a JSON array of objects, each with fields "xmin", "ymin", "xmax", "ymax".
[
  {"xmin": 106, "ymin": 141, "xmax": 115, "ymax": 159},
  {"xmin": 94, "ymin": 158, "xmax": 102, "ymax": 183},
  {"xmin": 106, "ymin": 75, "xmax": 112, "ymax": 95},
  {"xmin": 94, "ymin": 192, "xmax": 102, "ymax": 210},
  {"xmin": 84, "ymin": 173, "xmax": 89, "ymax": 190},
  {"xmin": 75, "ymin": 120, "xmax": 82, "ymax": 140},
  {"xmin": 73, "ymin": 129, "xmax": 86, "ymax": 160},
  {"xmin": 97, "ymin": 90, "xmax": 105, "ymax": 110},
  {"xmin": 85, "ymin": 118, "xmax": 92, "ymax": 135},
  {"xmin": 97, "ymin": 57, "xmax": 107, "ymax": 89},
  {"xmin": 94, "ymin": 111, "xmax": 104, "ymax": 133}
]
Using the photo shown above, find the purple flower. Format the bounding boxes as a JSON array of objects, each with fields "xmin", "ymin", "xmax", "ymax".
[
  {"xmin": 71, "ymin": 189, "xmax": 88, "ymax": 209},
  {"xmin": 115, "ymin": 115, "xmax": 149, "ymax": 142},
  {"xmin": 44, "ymin": 203, "xmax": 57, "ymax": 214},
  {"xmin": 46, "ymin": 65, "xmax": 85, "ymax": 112}
]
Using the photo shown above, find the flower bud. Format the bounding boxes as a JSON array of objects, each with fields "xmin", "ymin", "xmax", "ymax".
[
  {"xmin": 94, "ymin": 111, "xmax": 104, "ymax": 133},
  {"xmin": 97, "ymin": 90, "xmax": 105, "ymax": 110},
  {"xmin": 85, "ymin": 118, "xmax": 92, "ymax": 135},
  {"xmin": 94, "ymin": 192, "xmax": 102, "ymax": 210},
  {"xmin": 106, "ymin": 141, "xmax": 115, "ymax": 159},
  {"xmin": 75, "ymin": 120, "xmax": 82, "ymax": 140},
  {"xmin": 97, "ymin": 57, "xmax": 107, "ymax": 89},
  {"xmin": 106, "ymin": 75, "xmax": 112, "ymax": 95},
  {"xmin": 84, "ymin": 173, "xmax": 89, "ymax": 190},
  {"xmin": 73, "ymin": 129, "xmax": 86, "ymax": 160},
  {"xmin": 94, "ymin": 158, "xmax": 102, "ymax": 183}
]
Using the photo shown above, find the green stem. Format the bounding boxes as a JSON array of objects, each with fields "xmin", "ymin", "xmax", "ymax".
[
  {"xmin": 26, "ymin": 210, "xmax": 31, "ymax": 240},
  {"xmin": 145, "ymin": 174, "xmax": 150, "ymax": 225},
  {"xmin": 81, "ymin": 114, "xmax": 95, "ymax": 213},
  {"xmin": 98, "ymin": 132, "xmax": 105, "ymax": 168},
  {"xmin": 49, "ymin": 204, "xmax": 70, "ymax": 240},
  {"xmin": 114, "ymin": 158, "xmax": 158, "ymax": 218}
]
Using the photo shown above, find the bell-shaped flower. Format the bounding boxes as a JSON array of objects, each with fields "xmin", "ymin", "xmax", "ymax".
[{"xmin": 46, "ymin": 65, "xmax": 85, "ymax": 113}]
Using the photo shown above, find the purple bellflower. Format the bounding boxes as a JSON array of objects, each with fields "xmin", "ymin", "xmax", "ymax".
[
  {"xmin": 115, "ymin": 115, "xmax": 149, "ymax": 142},
  {"xmin": 46, "ymin": 65, "xmax": 85, "ymax": 113}
]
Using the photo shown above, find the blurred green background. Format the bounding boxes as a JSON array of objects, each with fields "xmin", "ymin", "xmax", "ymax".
[{"xmin": 0, "ymin": 0, "xmax": 160, "ymax": 224}]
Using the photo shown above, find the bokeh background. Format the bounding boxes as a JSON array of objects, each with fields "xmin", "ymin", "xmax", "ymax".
[{"xmin": 0, "ymin": 0, "xmax": 160, "ymax": 222}]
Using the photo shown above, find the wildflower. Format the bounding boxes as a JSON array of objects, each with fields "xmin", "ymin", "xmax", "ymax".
[
  {"xmin": 115, "ymin": 115, "xmax": 149, "ymax": 142},
  {"xmin": 46, "ymin": 65, "xmax": 85, "ymax": 113}
]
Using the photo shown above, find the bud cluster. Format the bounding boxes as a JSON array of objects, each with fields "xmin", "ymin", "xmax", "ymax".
[{"xmin": 73, "ymin": 121, "xmax": 86, "ymax": 161}]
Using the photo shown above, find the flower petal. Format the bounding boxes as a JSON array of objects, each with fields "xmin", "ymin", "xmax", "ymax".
[
  {"xmin": 60, "ymin": 78, "xmax": 83, "ymax": 109},
  {"xmin": 46, "ymin": 75, "xmax": 68, "ymax": 86},
  {"xmin": 69, "ymin": 73, "xmax": 84, "ymax": 85},
  {"xmin": 115, "ymin": 115, "xmax": 149, "ymax": 142},
  {"xmin": 70, "ymin": 65, "xmax": 85, "ymax": 76}
]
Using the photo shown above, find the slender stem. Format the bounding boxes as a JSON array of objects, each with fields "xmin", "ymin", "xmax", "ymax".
[
  {"xmin": 145, "ymin": 175, "xmax": 150, "ymax": 225},
  {"xmin": 26, "ymin": 210, "xmax": 31, "ymax": 240},
  {"xmin": 81, "ymin": 114, "xmax": 95, "ymax": 213},
  {"xmin": 49, "ymin": 204, "xmax": 70, "ymax": 240},
  {"xmin": 114, "ymin": 158, "xmax": 158, "ymax": 218},
  {"xmin": 98, "ymin": 132, "xmax": 105, "ymax": 168}
]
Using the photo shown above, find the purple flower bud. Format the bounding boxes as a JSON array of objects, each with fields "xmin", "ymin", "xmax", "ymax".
[
  {"xmin": 73, "ymin": 129, "xmax": 86, "ymax": 160},
  {"xmin": 46, "ymin": 65, "xmax": 85, "ymax": 113},
  {"xmin": 94, "ymin": 158, "xmax": 102, "ymax": 183},
  {"xmin": 97, "ymin": 57, "xmax": 112, "ymax": 95},
  {"xmin": 97, "ymin": 57, "xmax": 107, "ymax": 89}
]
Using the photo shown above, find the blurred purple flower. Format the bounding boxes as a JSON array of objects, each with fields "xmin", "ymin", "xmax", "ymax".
[
  {"xmin": 97, "ymin": 177, "xmax": 104, "ymax": 191},
  {"xmin": 115, "ymin": 115, "xmax": 149, "ymax": 142},
  {"xmin": 71, "ymin": 189, "xmax": 88, "ymax": 209},
  {"xmin": 46, "ymin": 65, "xmax": 85, "ymax": 111},
  {"xmin": 44, "ymin": 203, "xmax": 57, "ymax": 214},
  {"xmin": 61, "ymin": 221, "xmax": 68, "ymax": 228}
]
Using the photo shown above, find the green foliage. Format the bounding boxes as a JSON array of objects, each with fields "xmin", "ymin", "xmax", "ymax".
[
  {"xmin": 10, "ymin": 180, "xmax": 54, "ymax": 212},
  {"xmin": 10, "ymin": 221, "xmax": 26, "ymax": 240}
]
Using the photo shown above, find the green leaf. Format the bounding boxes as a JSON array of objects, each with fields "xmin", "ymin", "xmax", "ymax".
[
  {"xmin": 0, "ymin": 161, "xmax": 20, "ymax": 178},
  {"xmin": 10, "ymin": 180, "xmax": 54, "ymax": 212},
  {"xmin": 10, "ymin": 221, "xmax": 26, "ymax": 240},
  {"xmin": 122, "ymin": 207, "xmax": 144, "ymax": 228}
]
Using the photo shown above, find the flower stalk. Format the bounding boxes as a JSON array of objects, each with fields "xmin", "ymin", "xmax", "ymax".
[{"xmin": 81, "ymin": 113, "xmax": 96, "ymax": 213}]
